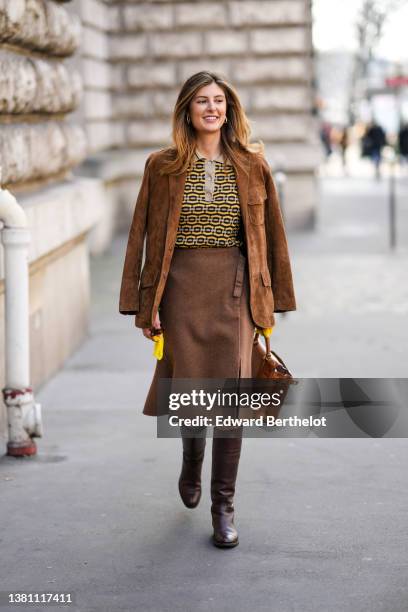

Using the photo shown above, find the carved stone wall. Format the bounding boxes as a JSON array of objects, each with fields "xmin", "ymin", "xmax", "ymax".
[
  {"xmin": 0, "ymin": 122, "xmax": 86, "ymax": 184},
  {"xmin": 0, "ymin": 0, "xmax": 86, "ymax": 188},
  {"xmin": 0, "ymin": 51, "xmax": 82, "ymax": 114},
  {"xmin": 0, "ymin": 0, "xmax": 80, "ymax": 55}
]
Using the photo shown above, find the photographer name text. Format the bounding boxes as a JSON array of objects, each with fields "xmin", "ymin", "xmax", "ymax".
[{"xmin": 168, "ymin": 415, "xmax": 327, "ymax": 428}]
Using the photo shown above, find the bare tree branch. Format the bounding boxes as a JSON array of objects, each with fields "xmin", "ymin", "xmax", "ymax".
[{"xmin": 348, "ymin": 0, "xmax": 404, "ymax": 124}]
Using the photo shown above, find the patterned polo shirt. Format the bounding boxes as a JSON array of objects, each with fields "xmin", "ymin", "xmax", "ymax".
[{"xmin": 175, "ymin": 148, "xmax": 243, "ymax": 248}]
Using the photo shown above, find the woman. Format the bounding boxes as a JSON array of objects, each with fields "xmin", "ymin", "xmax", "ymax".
[{"xmin": 119, "ymin": 71, "xmax": 296, "ymax": 548}]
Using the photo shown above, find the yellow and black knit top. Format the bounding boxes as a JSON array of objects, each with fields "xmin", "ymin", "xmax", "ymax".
[{"xmin": 175, "ymin": 149, "xmax": 243, "ymax": 248}]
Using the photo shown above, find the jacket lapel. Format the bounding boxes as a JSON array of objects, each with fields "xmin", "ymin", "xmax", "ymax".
[
  {"xmin": 167, "ymin": 170, "xmax": 187, "ymax": 246},
  {"xmin": 235, "ymin": 152, "xmax": 251, "ymax": 221}
]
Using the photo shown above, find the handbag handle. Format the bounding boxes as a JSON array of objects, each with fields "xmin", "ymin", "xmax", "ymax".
[
  {"xmin": 253, "ymin": 332, "xmax": 292, "ymax": 375},
  {"xmin": 253, "ymin": 332, "xmax": 271, "ymax": 356}
]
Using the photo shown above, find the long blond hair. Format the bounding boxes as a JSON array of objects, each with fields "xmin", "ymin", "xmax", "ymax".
[{"xmin": 160, "ymin": 71, "xmax": 264, "ymax": 175}]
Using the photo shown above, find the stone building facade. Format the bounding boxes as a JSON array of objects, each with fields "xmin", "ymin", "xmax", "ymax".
[{"xmin": 0, "ymin": 0, "xmax": 319, "ymax": 439}]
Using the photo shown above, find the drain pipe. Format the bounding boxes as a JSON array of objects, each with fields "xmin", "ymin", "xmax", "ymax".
[{"xmin": 0, "ymin": 175, "xmax": 42, "ymax": 456}]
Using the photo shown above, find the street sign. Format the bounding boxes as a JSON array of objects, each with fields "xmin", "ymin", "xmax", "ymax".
[{"xmin": 385, "ymin": 76, "xmax": 408, "ymax": 87}]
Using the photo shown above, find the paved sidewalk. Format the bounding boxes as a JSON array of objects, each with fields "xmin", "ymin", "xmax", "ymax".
[{"xmin": 1, "ymin": 176, "xmax": 408, "ymax": 612}]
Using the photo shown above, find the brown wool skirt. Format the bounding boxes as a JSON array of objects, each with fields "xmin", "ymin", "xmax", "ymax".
[{"xmin": 143, "ymin": 246, "xmax": 255, "ymax": 416}]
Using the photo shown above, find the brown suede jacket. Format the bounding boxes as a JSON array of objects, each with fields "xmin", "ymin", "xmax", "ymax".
[{"xmin": 119, "ymin": 147, "xmax": 296, "ymax": 329}]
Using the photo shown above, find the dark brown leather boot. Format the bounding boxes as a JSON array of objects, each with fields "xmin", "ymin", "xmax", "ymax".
[
  {"xmin": 211, "ymin": 433, "xmax": 242, "ymax": 548},
  {"xmin": 178, "ymin": 433, "xmax": 206, "ymax": 509}
]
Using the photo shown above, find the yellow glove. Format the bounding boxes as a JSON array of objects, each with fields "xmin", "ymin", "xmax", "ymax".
[
  {"xmin": 151, "ymin": 333, "xmax": 164, "ymax": 360},
  {"xmin": 256, "ymin": 326, "xmax": 274, "ymax": 338}
]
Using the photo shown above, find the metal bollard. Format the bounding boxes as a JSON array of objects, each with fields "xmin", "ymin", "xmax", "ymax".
[{"xmin": 389, "ymin": 154, "xmax": 397, "ymax": 250}]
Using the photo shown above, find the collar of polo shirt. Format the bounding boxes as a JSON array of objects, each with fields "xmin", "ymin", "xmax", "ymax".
[{"xmin": 194, "ymin": 148, "xmax": 232, "ymax": 165}]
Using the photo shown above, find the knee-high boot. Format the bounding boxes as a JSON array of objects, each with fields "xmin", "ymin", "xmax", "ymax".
[
  {"xmin": 211, "ymin": 434, "xmax": 242, "ymax": 548},
  {"xmin": 178, "ymin": 430, "xmax": 206, "ymax": 509}
]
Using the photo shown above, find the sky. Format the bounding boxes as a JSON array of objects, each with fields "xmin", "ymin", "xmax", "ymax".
[{"xmin": 312, "ymin": 0, "xmax": 408, "ymax": 63}]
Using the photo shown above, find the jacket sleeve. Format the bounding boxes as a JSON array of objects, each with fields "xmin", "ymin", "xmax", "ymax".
[
  {"xmin": 261, "ymin": 157, "xmax": 297, "ymax": 313},
  {"xmin": 119, "ymin": 154, "xmax": 153, "ymax": 315}
]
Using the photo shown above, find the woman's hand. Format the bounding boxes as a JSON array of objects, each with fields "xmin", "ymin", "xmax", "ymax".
[{"xmin": 142, "ymin": 311, "xmax": 162, "ymax": 339}]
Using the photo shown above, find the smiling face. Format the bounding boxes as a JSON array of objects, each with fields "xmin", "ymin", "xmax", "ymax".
[{"xmin": 188, "ymin": 82, "xmax": 227, "ymax": 135}]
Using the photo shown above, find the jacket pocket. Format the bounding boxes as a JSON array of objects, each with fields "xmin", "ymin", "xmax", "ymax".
[{"xmin": 248, "ymin": 187, "xmax": 267, "ymax": 225}]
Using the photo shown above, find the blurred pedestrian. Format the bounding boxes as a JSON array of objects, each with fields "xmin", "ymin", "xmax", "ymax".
[
  {"xmin": 362, "ymin": 121, "xmax": 387, "ymax": 179},
  {"xmin": 320, "ymin": 121, "xmax": 333, "ymax": 159},
  {"xmin": 340, "ymin": 126, "xmax": 349, "ymax": 174}
]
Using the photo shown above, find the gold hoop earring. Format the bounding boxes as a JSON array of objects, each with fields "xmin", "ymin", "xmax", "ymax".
[
  {"xmin": 186, "ymin": 115, "xmax": 191, "ymax": 124},
  {"xmin": 224, "ymin": 117, "xmax": 228, "ymax": 123}
]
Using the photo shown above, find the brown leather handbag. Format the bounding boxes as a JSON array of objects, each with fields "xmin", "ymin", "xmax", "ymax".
[
  {"xmin": 251, "ymin": 332, "xmax": 293, "ymax": 379},
  {"xmin": 251, "ymin": 332, "xmax": 295, "ymax": 418}
]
